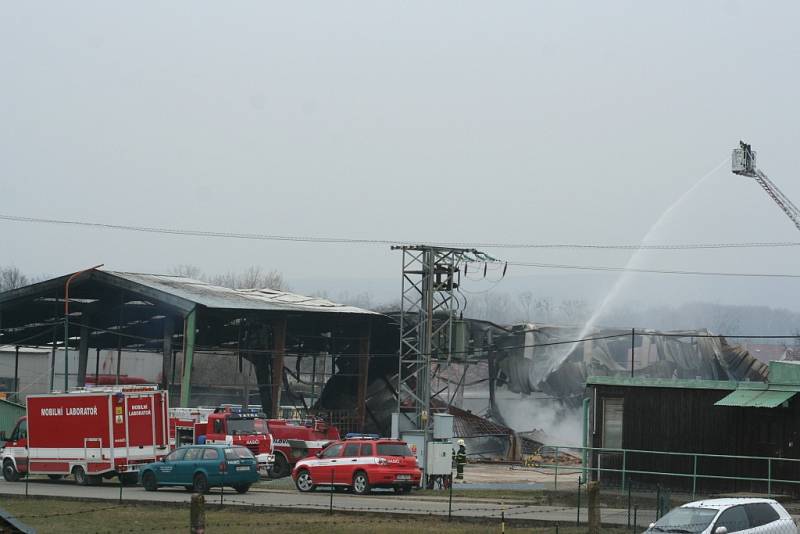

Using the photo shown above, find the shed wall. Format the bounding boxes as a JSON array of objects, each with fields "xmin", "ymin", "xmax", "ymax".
[{"xmin": 590, "ymin": 385, "xmax": 800, "ymax": 495}]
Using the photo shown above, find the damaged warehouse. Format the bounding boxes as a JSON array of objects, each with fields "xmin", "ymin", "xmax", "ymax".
[
  {"xmin": 0, "ymin": 269, "xmax": 385, "ymax": 436},
  {"xmin": 322, "ymin": 316, "xmax": 771, "ymax": 460},
  {"xmin": 0, "ymin": 269, "xmax": 777, "ymax": 463}
]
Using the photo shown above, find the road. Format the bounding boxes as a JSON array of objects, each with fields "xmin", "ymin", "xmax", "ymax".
[{"xmin": 0, "ymin": 477, "xmax": 657, "ymax": 527}]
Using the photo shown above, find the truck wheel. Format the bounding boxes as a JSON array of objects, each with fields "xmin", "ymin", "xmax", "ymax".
[
  {"xmin": 233, "ymin": 483, "xmax": 251, "ymax": 494},
  {"xmin": 294, "ymin": 469, "xmax": 315, "ymax": 493},
  {"xmin": 192, "ymin": 473, "xmax": 209, "ymax": 494},
  {"xmin": 352, "ymin": 471, "xmax": 371, "ymax": 495},
  {"xmin": 270, "ymin": 454, "xmax": 290, "ymax": 478},
  {"xmin": 2, "ymin": 460, "xmax": 19, "ymax": 482},
  {"xmin": 142, "ymin": 471, "xmax": 158, "ymax": 492},
  {"xmin": 119, "ymin": 473, "xmax": 138, "ymax": 486},
  {"xmin": 73, "ymin": 466, "xmax": 88, "ymax": 486}
]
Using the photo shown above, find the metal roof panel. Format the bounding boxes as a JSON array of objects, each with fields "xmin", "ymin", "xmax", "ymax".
[
  {"xmin": 105, "ymin": 271, "xmax": 380, "ymax": 315},
  {"xmin": 714, "ymin": 389, "xmax": 797, "ymax": 408},
  {"xmin": 586, "ymin": 376, "xmax": 739, "ymax": 391}
]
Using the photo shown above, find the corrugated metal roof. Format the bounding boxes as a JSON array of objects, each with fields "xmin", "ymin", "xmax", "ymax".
[
  {"xmin": 105, "ymin": 271, "xmax": 380, "ymax": 315},
  {"xmin": 586, "ymin": 376, "xmax": 739, "ymax": 391},
  {"xmin": 714, "ymin": 389, "xmax": 797, "ymax": 408}
]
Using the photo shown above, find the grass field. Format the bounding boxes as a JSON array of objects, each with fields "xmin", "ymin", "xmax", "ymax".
[{"xmin": 1, "ymin": 496, "xmax": 631, "ymax": 534}]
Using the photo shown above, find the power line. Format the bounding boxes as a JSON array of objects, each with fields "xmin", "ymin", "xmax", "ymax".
[
  {"xmin": 507, "ymin": 261, "xmax": 800, "ymax": 279},
  {"xmin": 2, "ymin": 212, "xmax": 800, "ymax": 250}
]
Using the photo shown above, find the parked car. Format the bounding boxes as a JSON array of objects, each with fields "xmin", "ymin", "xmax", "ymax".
[
  {"xmin": 138, "ymin": 444, "xmax": 259, "ymax": 494},
  {"xmin": 645, "ymin": 498, "xmax": 797, "ymax": 534},
  {"xmin": 291, "ymin": 436, "xmax": 421, "ymax": 495}
]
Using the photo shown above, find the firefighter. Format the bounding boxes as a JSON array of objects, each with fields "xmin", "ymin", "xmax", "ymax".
[{"xmin": 453, "ymin": 439, "xmax": 467, "ymax": 482}]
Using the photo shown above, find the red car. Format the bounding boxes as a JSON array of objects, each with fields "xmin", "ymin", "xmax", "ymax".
[{"xmin": 291, "ymin": 437, "xmax": 421, "ymax": 495}]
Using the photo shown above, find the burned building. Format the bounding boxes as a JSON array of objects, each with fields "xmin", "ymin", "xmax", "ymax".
[{"xmin": 0, "ymin": 269, "xmax": 385, "ymax": 433}]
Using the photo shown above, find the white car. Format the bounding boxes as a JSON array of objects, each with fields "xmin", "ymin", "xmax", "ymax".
[{"xmin": 645, "ymin": 498, "xmax": 797, "ymax": 534}]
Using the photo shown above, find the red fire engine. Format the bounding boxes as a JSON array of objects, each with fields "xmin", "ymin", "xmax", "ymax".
[
  {"xmin": 168, "ymin": 405, "xmax": 339, "ymax": 478},
  {"xmin": 268, "ymin": 417, "xmax": 340, "ymax": 478},
  {"xmin": 0, "ymin": 386, "xmax": 169, "ymax": 485},
  {"xmin": 168, "ymin": 407, "xmax": 275, "ymax": 476}
]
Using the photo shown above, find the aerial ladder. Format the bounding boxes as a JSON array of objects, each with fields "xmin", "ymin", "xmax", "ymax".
[{"xmin": 732, "ymin": 141, "xmax": 800, "ymax": 232}]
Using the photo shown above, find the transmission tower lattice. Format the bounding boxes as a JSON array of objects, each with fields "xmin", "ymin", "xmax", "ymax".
[{"xmin": 392, "ymin": 245, "xmax": 498, "ymax": 433}]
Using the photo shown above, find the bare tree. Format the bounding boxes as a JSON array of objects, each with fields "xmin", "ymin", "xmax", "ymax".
[
  {"xmin": 0, "ymin": 266, "xmax": 29, "ymax": 292},
  {"xmin": 169, "ymin": 264, "xmax": 204, "ymax": 279},
  {"xmin": 535, "ymin": 297, "xmax": 555, "ymax": 323},
  {"xmin": 208, "ymin": 266, "xmax": 288, "ymax": 290},
  {"xmin": 558, "ymin": 299, "xmax": 589, "ymax": 324},
  {"xmin": 517, "ymin": 291, "xmax": 535, "ymax": 322},
  {"xmin": 169, "ymin": 264, "xmax": 288, "ymax": 290},
  {"xmin": 333, "ymin": 291, "xmax": 373, "ymax": 309}
]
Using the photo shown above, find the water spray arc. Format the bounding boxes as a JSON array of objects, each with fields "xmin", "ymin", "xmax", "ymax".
[{"xmin": 541, "ymin": 158, "xmax": 730, "ymax": 381}]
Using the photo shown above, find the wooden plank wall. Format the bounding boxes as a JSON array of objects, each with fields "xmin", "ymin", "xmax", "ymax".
[{"xmin": 589, "ymin": 385, "xmax": 800, "ymax": 495}]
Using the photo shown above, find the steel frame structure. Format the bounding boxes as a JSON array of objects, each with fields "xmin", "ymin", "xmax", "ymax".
[{"xmin": 393, "ymin": 245, "xmax": 494, "ymax": 431}]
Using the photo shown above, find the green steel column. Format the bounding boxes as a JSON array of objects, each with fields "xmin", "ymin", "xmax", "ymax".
[{"xmin": 180, "ymin": 308, "xmax": 197, "ymax": 407}]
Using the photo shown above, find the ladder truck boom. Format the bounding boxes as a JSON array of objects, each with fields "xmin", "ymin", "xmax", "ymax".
[{"xmin": 732, "ymin": 141, "xmax": 800, "ymax": 232}]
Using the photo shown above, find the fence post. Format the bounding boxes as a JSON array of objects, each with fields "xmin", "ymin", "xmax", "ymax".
[
  {"xmin": 329, "ymin": 467, "xmax": 334, "ymax": 515},
  {"xmin": 190, "ymin": 493, "xmax": 205, "ymax": 534},
  {"xmin": 692, "ymin": 455, "xmax": 697, "ymax": 500},
  {"xmin": 576, "ymin": 476, "xmax": 582, "ymax": 526},
  {"xmin": 632, "ymin": 505, "xmax": 638, "ymax": 533},
  {"xmin": 448, "ymin": 470, "xmax": 453, "ymax": 521},
  {"xmin": 627, "ymin": 476, "xmax": 631, "ymax": 528},
  {"xmin": 554, "ymin": 447, "xmax": 559, "ymax": 490},
  {"xmin": 767, "ymin": 458, "xmax": 772, "ymax": 497},
  {"xmin": 119, "ymin": 478, "xmax": 123, "ymax": 503},
  {"xmin": 587, "ymin": 481, "xmax": 600, "ymax": 534},
  {"xmin": 621, "ymin": 450, "xmax": 627, "ymax": 492},
  {"xmin": 501, "ymin": 506, "xmax": 505, "ymax": 533},
  {"xmin": 656, "ymin": 485, "xmax": 661, "ymax": 520}
]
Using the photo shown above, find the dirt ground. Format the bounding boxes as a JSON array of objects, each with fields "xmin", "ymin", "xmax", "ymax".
[
  {"xmin": 1, "ymin": 497, "xmax": 628, "ymax": 534},
  {"xmin": 455, "ymin": 463, "xmax": 582, "ymax": 488}
]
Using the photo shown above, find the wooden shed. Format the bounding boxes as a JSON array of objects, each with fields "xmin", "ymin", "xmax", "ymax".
[{"xmin": 587, "ymin": 360, "xmax": 800, "ymax": 495}]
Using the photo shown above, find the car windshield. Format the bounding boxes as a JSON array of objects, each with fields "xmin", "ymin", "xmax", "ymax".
[
  {"xmin": 377, "ymin": 443, "xmax": 413, "ymax": 457},
  {"xmin": 227, "ymin": 418, "xmax": 268, "ymax": 435},
  {"xmin": 649, "ymin": 507, "xmax": 718, "ymax": 533}
]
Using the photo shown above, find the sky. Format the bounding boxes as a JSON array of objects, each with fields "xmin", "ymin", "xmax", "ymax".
[{"xmin": 2, "ymin": 1, "xmax": 800, "ymax": 313}]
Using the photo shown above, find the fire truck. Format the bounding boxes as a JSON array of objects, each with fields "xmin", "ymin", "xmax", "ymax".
[
  {"xmin": 0, "ymin": 386, "xmax": 169, "ymax": 485},
  {"xmin": 168, "ymin": 405, "xmax": 339, "ymax": 478},
  {"xmin": 168, "ymin": 407, "xmax": 275, "ymax": 476},
  {"xmin": 267, "ymin": 417, "xmax": 340, "ymax": 478}
]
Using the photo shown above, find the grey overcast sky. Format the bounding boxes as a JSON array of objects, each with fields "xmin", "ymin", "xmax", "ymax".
[{"xmin": 2, "ymin": 1, "xmax": 800, "ymax": 310}]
